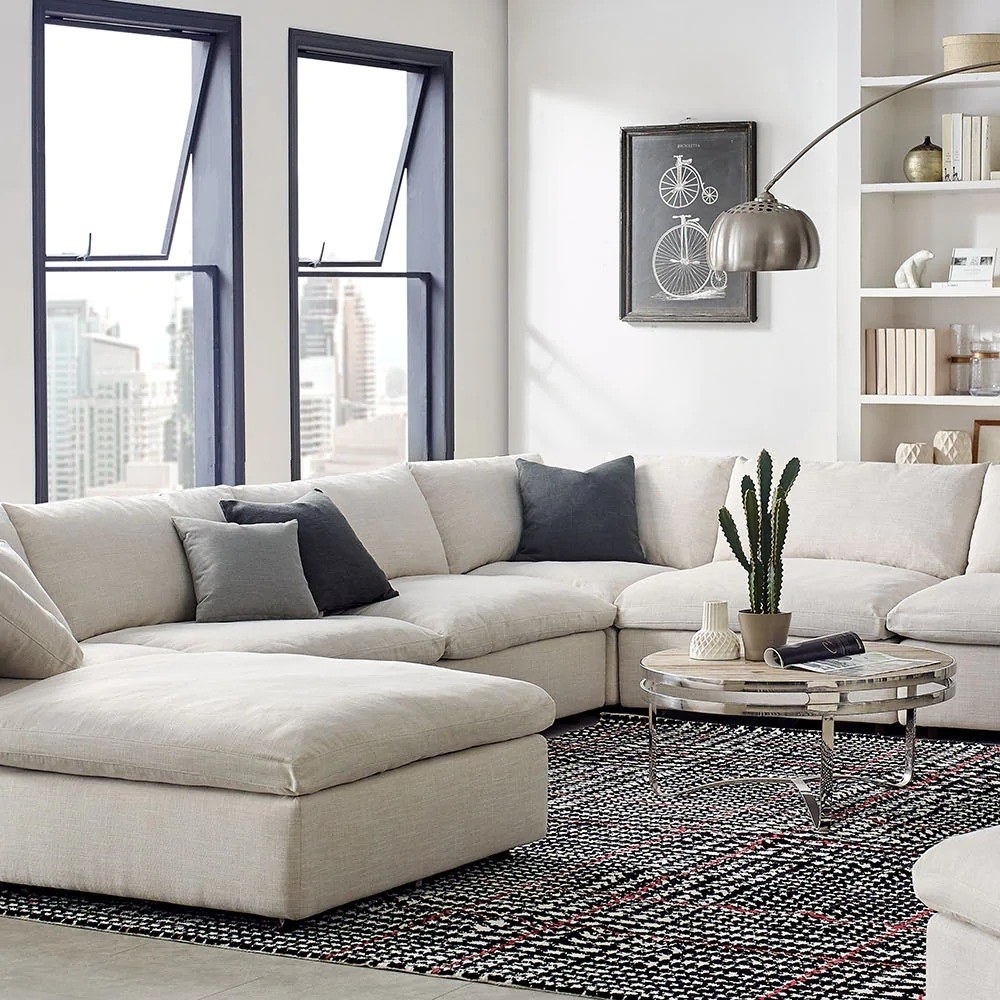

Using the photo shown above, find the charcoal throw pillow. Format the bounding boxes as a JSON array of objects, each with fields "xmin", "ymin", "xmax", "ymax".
[
  {"xmin": 514, "ymin": 456, "xmax": 646, "ymax": 563},
  {"xmin": 219, "ymin": 491, "xmax": 397, "ymax": 614},
  {"xmin": 172, "ymin": 518, "xmax": 320, "ymax": 623}
]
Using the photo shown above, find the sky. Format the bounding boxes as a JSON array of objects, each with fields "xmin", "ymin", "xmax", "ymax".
[{"xmin": 44, "ymin": 23, "xmax": 408, "ymax": 380}]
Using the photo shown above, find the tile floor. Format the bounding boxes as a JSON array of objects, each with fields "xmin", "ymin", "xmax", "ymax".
[{"xmin": 0, "ymin": 916, "xmax": 559, "ymax": 999}]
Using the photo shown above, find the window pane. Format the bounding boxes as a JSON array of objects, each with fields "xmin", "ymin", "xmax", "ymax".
[
  {"xmin": 45, "ymin": 271, "xmax": 208, "ymax": 500},
  {"xmin": 298, "ymin": 276, "xmax": 410, "ymax": 475},
  {"xmin": 44, "ymin": 24, "xmax": 199, "ymax": 257},
  {"xmin": 297, "ymin": 58, "xmax": 419, "ymax": 262}
]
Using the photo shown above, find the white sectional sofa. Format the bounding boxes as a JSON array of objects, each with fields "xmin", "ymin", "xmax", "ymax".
[{"xmin": 1, "ymin": 452, "xmax": 999, "ymax": 921}]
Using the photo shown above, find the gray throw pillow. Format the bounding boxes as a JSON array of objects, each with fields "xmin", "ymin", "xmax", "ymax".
[
  {"xmin": 172, "ymin": 518, "xmax": 320, "ymax": 623},
  {"xmin": 514, "ymin": 456, "xmax": 647, "ymax": 562},
  {"xmin": 0, "ymin": 541, "xmax": 84, "ymax": 679}
]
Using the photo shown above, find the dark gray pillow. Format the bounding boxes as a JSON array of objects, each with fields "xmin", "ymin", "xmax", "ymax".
[
  {"xmin": 514, "ymin": 456, "xmax": 646, "ymax": 563},
  {"xmin": 219, "ymin": 491, "xmax": 397, "ymax": 615},
  {"xmin": 172, "ymin": 518, "xmax": 320, "ymax": 623}
]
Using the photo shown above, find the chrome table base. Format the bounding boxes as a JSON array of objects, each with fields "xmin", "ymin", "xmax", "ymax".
[{"xmin": 648, "ymin": 703, "xmax": 919, "ymax": 831}]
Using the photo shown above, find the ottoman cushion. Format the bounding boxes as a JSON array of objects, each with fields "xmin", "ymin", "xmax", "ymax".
[{"xmin": 0, "ymin": 653, "xmax": 556, "ymax": 795}]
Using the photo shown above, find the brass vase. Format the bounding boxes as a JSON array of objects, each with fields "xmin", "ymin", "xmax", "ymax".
[{"xmin": 903, "ymin": 136, "xmax": 942, "ymax": 183}]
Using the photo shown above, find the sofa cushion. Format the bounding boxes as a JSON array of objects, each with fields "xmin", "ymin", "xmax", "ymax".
[
  {"xmin": 3, "ymin": 486, "xmax": 235, "ymax": 641},
  {"xmin": 469, "ymin": 560, "xmax": 671, "ymax": 603},
  {"xmin": 0, "ymin": 507, "xmax": 26, "ymax": 561},
  {"xmin": 0, "ymin": 653, "xmax": 556, "ymax": 795},
  {"xmin": 713, "ymin": 459, "xmax": 987, "ymax": 580},
  {"xmin": 888, "ymin": 575, "xmax": 1000, "ymax": 645},
  {"xmin": 968, "ymin": 464, "xmax": 1000, "ymax": 573},
  {"xmin": 0, "ymin": 543, "xmax": 83, "ymax": 679},
  {"xmin": 635, "ymin": 455, "xmax": 737, "ymax": 569},
  {"xmin": 172, "ymin": 518, "xmax": 320, "ymax": 623},
  {"xmin": 409, "ymin": 454, "xmax": 540, "ymax": 574},
  {"xmin": 914, "ymin": 827, "xmax": 1000, "ymax": 937},
  {"xmin": 355, "ymin": 575, "xmax": 617, "ymax": 659},
  {"xmin": 311, "ymin": 464, "xmax": 448, "ymax": 578},
  {"xmin": 514, "ymin": 456, "xmax": 645, "ymax": 563},
  {"xmin": 616, "ymin": 558, "xmax": 939, "ymax": 640},
  {"xmin": 220, "ymin": 491, "xmax": 397, "ymax": 614},
  {"xmin": 87, "ymin": 616, "xmax": 446, "ymax": 664}
]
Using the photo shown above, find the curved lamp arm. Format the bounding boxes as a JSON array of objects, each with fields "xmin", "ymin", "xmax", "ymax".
[{"xmin": 764, "ymin": 59, "xmax": 1000, "ymax": 193}]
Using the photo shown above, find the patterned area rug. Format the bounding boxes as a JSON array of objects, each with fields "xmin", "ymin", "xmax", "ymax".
[{"xmin": 3, "ymin": 714, "xmax": 1000, "ymax": 999}]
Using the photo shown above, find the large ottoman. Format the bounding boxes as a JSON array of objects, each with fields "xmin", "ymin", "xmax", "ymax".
[
  {"xmin": 0, "ymin": 652, "xmax": 555, "ymax": 919},
  {"xmin": 913, "ymin": 827, "xmax": 1000, "ymax": 1000}
]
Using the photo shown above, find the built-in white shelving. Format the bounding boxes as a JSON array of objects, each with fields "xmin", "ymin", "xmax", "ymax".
[
  {"xmin": 861, "ymin": 287, "xmax": 1000, "ymax": 298},
  {"xmin": 861, "ymin": 180, "xmax": 1000, "ymax": 193},
  {"xmin": 838, "ymin": 1, "xmax": 1000, "ymax": 462},
  {"xmin": 861, "ymin": 394, "xmax": 1000, "ymax": 406},
  {"xmin": 862, "ymin": 72, "xmax": 1000, "ymax": 90}
]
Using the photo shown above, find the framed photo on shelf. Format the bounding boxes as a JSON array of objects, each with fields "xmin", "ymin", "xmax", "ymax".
[
  {"xmin": 620, "ymin": 121, "xmax": 757, "ymax": 323},
  {"xmin": 973, "ymin": 420, "xmax": 1000, "ymax": 463},
  {"xmin": 948, "ymin": 247, "xmax": 997, "ymax": 286}
]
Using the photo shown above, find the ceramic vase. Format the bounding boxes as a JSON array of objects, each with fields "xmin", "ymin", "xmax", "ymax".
[
  {"xmin": 895, "ymin": 442, "xmax": 933, "ymax": 464},
  {"xmin": 738, "ymin": 611, "xmax": 792, "ymax": 663},
  {"xmin": 933, "ymin": 429, "xmax": 973, "ymax": 465},
  {"xmin": 689, "ymin": 601, "xmax": 741, "ymax": 661}
]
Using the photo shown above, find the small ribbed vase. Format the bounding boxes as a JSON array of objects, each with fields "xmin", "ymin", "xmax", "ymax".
[{"xmin": 689, "ymin": 601, "xmax": 741, "ymax": 661}]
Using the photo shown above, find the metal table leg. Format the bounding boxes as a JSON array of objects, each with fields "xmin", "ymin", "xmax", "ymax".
[{"xmin": 887, "ymin": 685, "xmax": 918, "ymax": 788}]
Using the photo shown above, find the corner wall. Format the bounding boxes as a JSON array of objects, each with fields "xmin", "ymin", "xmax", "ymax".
[
  {"xmin": 0, "ymin": 0, "xmax": 508, "ymax": 502},
  {"xmin": 507, "ymin": 0, "xmax": 840, "ymax": 468}
]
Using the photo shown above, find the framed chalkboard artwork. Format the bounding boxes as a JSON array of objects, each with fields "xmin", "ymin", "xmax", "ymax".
[{"xmin": 620, "ymin": 121, "xmax": 757, "ymax": 323}]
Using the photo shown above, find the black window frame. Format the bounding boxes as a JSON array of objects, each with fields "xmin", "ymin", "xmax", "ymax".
[
  {"xmin": 288, "ymin": 30, "xmax": 454, "ymax": 477},
  {"xmin": 32, "ymin": 0, "xmax": 244, "ymax": 502}
]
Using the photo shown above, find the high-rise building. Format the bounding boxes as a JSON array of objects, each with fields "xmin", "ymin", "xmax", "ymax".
[
  {"xmin": 164, "ymin": 290, "xmax": 195, "ymax": 487},
  {"xmin": 340, "ymin": 281, "xmax": 377, "ymax": 423},
  {"xmin": 299, "ymin": 275, "xmax": 339, "ymax": 359}
]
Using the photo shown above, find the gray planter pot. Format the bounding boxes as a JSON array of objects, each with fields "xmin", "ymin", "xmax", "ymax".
[{"xmin": 738, "ymin": 611, "xmax": 792, "ymax": 662}]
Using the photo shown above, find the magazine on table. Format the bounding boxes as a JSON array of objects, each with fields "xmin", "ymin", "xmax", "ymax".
[{"xmin": 763, "ymin": 632, "xmax": 928, "ymax": 675}]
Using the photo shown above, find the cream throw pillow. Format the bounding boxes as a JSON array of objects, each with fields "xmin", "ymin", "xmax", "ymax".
[{"xmin": 0, "ymin": 542, "xmax": 83, "ymax": 679}]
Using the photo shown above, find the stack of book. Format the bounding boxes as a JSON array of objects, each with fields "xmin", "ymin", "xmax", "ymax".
[
  {"xmin": 942, "ymin": 114, "xmax": 1000, "ymax": 181},
  {"xmin": 863, "ymin": 328, "xmax": 950, "ymax": 395}
]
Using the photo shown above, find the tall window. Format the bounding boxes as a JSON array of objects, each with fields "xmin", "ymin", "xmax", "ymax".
[
  {"xmin": 33, "ymin": 1, "xmax": 243, "ymax": 502},
  {"xmin": 289, "ymin": 32, "xmax": 453, "ymax": 478}
]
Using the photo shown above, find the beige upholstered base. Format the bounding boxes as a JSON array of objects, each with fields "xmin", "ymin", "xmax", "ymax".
[
  {"xmin": 616, "ymin": 628, "xmax": 899, "ymax": 723},
  {"xmin": 444, "ymin": 631, "xmax": 610, "ymax": 718},
  {"xmin": 925, "ymin": 913, "xmax": 1000, "ymax": 1000},
  {"xmin": 900, "ymin": 640, "xmax": 1000, "ymax": 731},
  {"xmin": 0, "ymin": 735, "xmax": 548, "ymax": 920}
]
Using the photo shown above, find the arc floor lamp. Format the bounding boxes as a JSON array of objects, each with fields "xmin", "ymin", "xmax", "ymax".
[{"xmin": 708, "ymin": 60, "xmax": 1000, "ymax": 273}]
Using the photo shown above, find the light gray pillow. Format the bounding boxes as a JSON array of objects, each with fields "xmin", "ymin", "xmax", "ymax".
[
  {"xmin": 0, "ymin": 541, "xmax": 83, "ymax": 678},
  {"xmin": 172, "ymin": 518, "xmax": 320, "ymax": 624}
]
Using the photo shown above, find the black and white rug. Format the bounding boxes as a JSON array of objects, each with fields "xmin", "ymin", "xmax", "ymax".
[{"xmin": 3, "ymin": 714, "xmax": 1000, "ymax": 999}]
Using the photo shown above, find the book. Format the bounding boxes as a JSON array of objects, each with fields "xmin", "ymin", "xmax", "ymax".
[
  {"xmin": 782, "ymin": 651, "xmax": 930, "ymax": 676},
  {"xmin": 763, "ymin": 632, "xmax": 864, "ymax": 667},
  {"xmin": 972, "ymin": 116, "xmax": 983, "ymax": 181},
  {"xmin": 962, "ymin": 114, "xmax": 973, "ymax": 181},
  {"xmin": 916, "ymin": 328, "xmax": 927, "ymax": 395},
  {"xmin": 926, "ymin": 327, "xmax": 950, "ymax": 395},
  {"xmin": 943, "ymin": 114, "xmax": 954, "ymax": 180},
  {"xmin": 905, "ymin": 328, "xmax": 917, "ymax": 394},
  {"xmin": 886, "ymin": 328, "xmax": 897, "ymax": 394},
  {"xmin": 865, "ymin": 329, "xmax": 877, "ymax": 394},
  {"xmin": 952, "ymin": 113, "xmax": 965, "ymax": 181},
  {"xmin": 895, "ymin": 329, "xmax": 907, "ymax": 394},
  {"xmin": 876, "ymin": 328, "xmax": 887, "ymax": 394}
]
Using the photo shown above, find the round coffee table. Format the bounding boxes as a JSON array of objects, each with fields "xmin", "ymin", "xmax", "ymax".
[{"xmin": 640, "ymin": 642, "xmax": 955, "ymax": 830}]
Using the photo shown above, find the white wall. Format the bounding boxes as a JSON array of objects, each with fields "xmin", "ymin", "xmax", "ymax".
[
  {"xmin": 507, "ymin": 0, "xmax": 840, "ymax": 469},
  {"xmin": 0, "ymin": 0, "xmax": 508, "ymax": 502}
]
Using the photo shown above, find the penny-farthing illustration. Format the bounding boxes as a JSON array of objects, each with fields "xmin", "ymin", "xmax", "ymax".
[{"xmin": 658, "ymin": 154, "xmax": 720, "ymax": 209}]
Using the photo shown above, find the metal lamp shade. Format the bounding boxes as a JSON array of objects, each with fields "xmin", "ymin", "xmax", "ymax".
[{"xmin": 708, "ymin": 192, "xmax": 820, "ymax": 272}]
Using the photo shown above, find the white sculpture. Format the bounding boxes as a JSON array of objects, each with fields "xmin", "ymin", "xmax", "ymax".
[{"xmin": 894, "ymin": 250, "xmax": 934, "ymax": 289}]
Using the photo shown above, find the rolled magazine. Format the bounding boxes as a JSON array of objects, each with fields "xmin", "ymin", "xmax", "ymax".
[{"xmin": 764, "ymin": 632, "xmax": 865, "ymax": 668}]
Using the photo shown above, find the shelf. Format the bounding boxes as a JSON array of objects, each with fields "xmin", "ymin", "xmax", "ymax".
[
  {"xmin": 861, "ymin": 180, "xmax": 1000, "ymax": 194},
  {"xmin": 861, "ymin": 72, "xmax": 1000, "ymax": 90},
  {"xmin": 861, "ymin": 287, "xmax": 1000, "ymax": 298},
  {"xmin": 862, "ymin": 395, "xmax": 1000, "ymax": 406}
]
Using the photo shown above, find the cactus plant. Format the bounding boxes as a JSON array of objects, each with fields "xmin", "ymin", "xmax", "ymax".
[{"xmin": 718, "ymin": 451, "xmax": 800, "ymax": 615}]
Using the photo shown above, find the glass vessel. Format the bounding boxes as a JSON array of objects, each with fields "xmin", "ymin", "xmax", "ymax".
[
  {"xmin": 951, "ymin": 324, "xmax": 979, "ymax": 357},
  {"xmin": 951, "ymin": 356, "xmax": 972, "ymax": 394},
  {"xmin": 970, "ymin": 343, "xmax": 1000, "ymax": 397}
]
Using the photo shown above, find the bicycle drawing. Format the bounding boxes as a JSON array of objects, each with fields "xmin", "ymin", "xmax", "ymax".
[
  {"xmin": 652, "ymin": 215, "xmax": 728, "ymax": 300},
  {"xmin": 658, "ymin": 154, "xmax": 719, "ymax": 209}
]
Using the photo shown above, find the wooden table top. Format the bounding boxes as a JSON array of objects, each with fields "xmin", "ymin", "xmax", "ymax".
[{"xmin": 641, "ymin": 642, "xmax": 955, "ymax": 687}]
